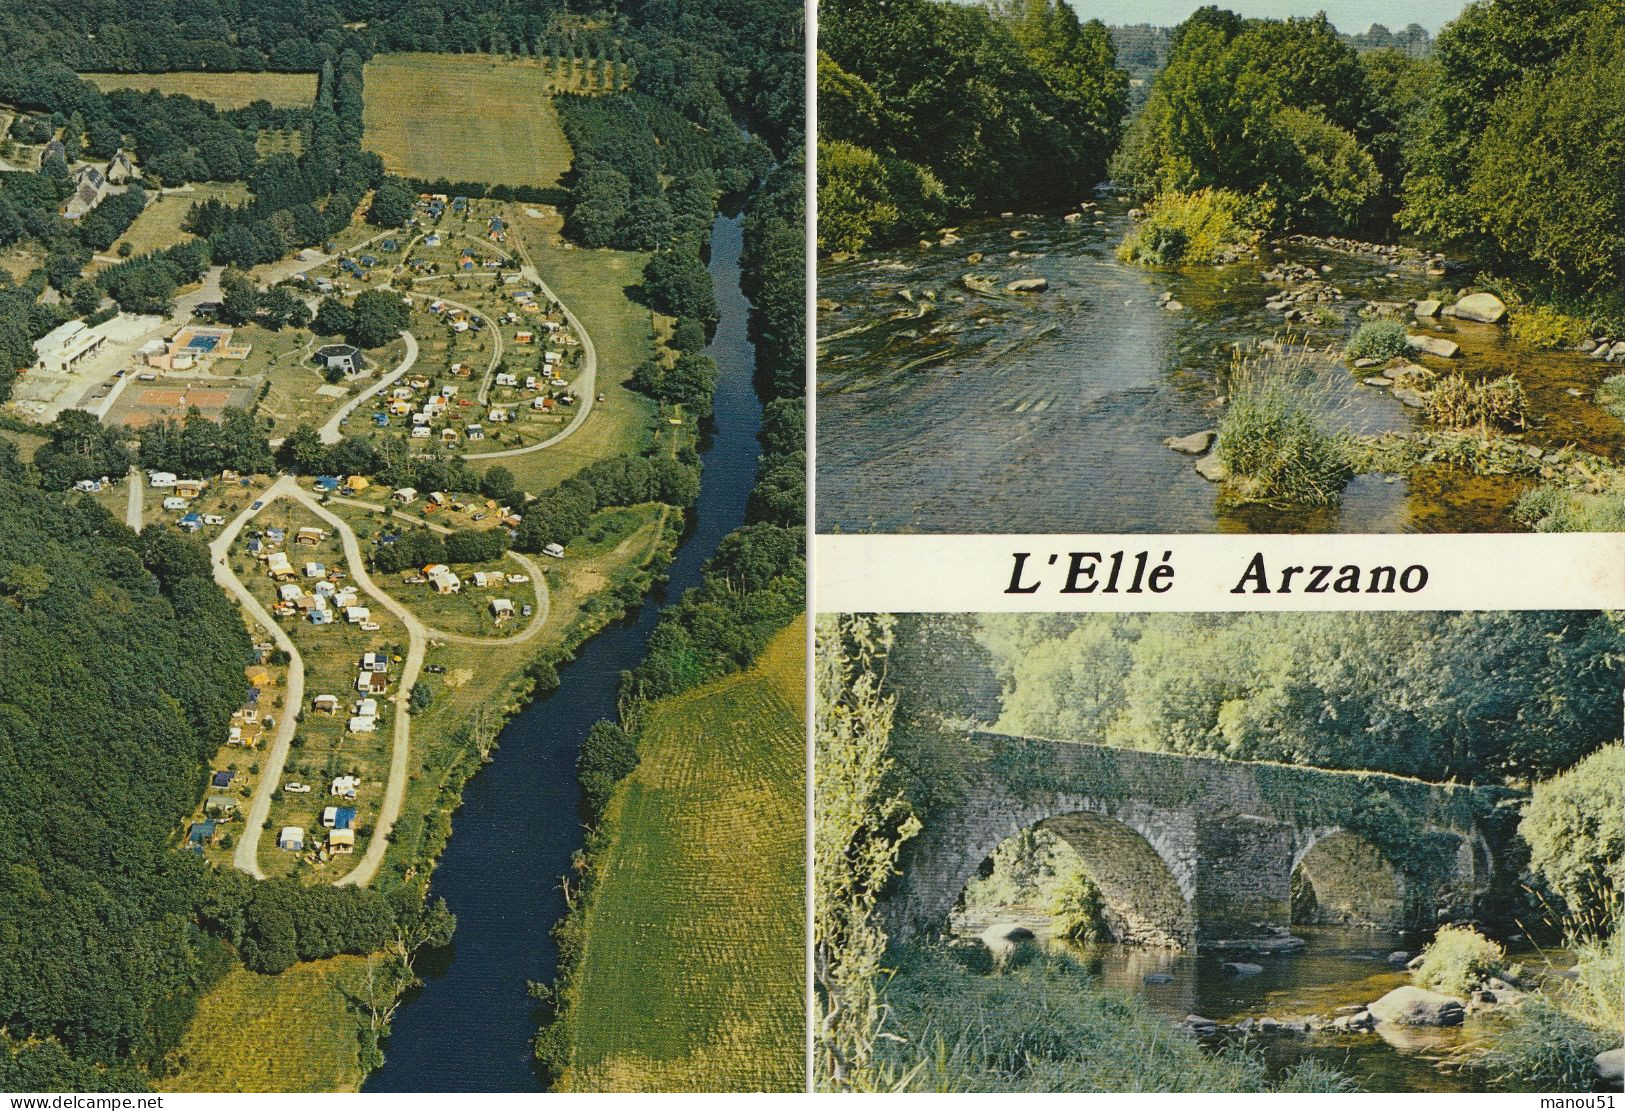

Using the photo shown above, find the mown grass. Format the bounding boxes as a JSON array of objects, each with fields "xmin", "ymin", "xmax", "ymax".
[
  {"xmin": 361, "ymin": 55, "xmax": 572, "ymax": 188},
  {"xmin": 80, "ymin": 72, "xmax": 317, "ymax": 109},
  {"xmin": 564, "ymin": 617, "xmax": 806, "ymax": 1092},
  {"xmin": 156, "ymin": 957, "xmax": 372, "ymax": 1092}
]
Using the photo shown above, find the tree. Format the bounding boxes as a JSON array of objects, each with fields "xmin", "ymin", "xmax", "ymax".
[
  {"xmin": 578, "ymin": 720, "xmax": 638, "ymax": 817},
  {"xmin": 366, "ymin": 176, "xmax": 415, "ymax": 228},
  {"xmin": 218, "ymin": 269, "xmax": 259, "ymax": 326},
  {"xmin": 348, "ymin": 289, "xmax": 408, "ymax": 349},
  {"xmin": 32, "ymin": 410, "xmax": 132, "ymax": 489},
  {"xmin": 312, "ymin": 295, "xmax": 354, "ymax": 337},
  {"xmin": 641, "ymin": 250, "xmax": 717, "ymax": 324}
]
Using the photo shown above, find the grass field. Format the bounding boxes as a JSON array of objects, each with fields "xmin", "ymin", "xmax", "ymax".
[
  {"xmin": 564, "ymin": 617, "xmax": 806, "ymax": 1092},
  {"xmin": 361, "ymin": 55, "xmax": 571, "ymax": 189},
  {"xmin": 80, "ymin": 72, "xmax": 316, "ymax": 109},
  {"xmin": 156, "ymin": 956, "xmax": 371, "ymax": 1092},
  {"xmin": 110, "ymin": 182, "xmax": 250, "ymax": 257}
]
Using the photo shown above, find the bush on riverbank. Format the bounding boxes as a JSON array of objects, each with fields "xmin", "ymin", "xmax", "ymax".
[
  {"xmin": 1345, "ymin": 319, "xmax": 1409, "ymax": 362},
  {"xmin": 1413, "ymin": 926, "xmax": 1505, "ymax": 999},
  {"xmin": 1598, "ymin": 376, "xmax": 1625, "ymax": 423},
  {"xmin": 873, "ymin": 943, "xmax": 1352, "ymax": 1092},
  {"xmin": 1217, "ymin": 354, "xmax": 1352, "ymax": 506},
  {"xmin": 1509, "ymin": 303, "xmax": 1596, "ymax": 351},
  {"xmin": 1470, "ymin": 929, "xmax": 1622, "ymax": 1092},
  {"xmin": 1425, "ymin": 374, "xmax": 1526, "ymax": 432},
  {"xmin": 1519, "ymin": 744, "xmax": 1625, "ymax": 922},
  {"xmin": 1116, "ymin": 188, "xmax": 1266, "ymax": 267}
]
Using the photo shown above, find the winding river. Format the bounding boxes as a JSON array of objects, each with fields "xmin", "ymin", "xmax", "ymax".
[
  {"xmin": 817, "ymin": 204, "xmax": 1619, "ymax": 533},
  {"xmin": 365, "ymin": 212, "xmax": 764, "ymax": 1092}
]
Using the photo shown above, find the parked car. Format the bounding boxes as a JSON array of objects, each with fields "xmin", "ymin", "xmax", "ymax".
[
  {"xmin": 251, "ymin": 500, "xmax": 264, "ymax": 510},
  {"xmin": 425, "ymin": 664, "xmax": 446, "ymax": 674},
  {"xmin": 284, "ymin": 782, "xmax": 312, "ymax": 794},
  {"xmin": 521, "ymin": 604, "xmax": 533, "ymax": 618}
]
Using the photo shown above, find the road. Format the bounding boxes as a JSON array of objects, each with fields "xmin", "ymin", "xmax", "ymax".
[
  {"xmin": 317, "ymin": 330, "xmax": 419, "ymax": 445},
  {"xmin": 209, "ymin": 475, "xmax": 306, "ymax": 879},
  {"xmin": 124, "ymin": 467, "xmax": 143, "ymax": 532}
]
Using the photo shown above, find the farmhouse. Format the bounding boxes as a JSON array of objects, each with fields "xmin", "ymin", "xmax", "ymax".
[{"xmin": 63, "ymin": 165, "xmax": 109, "ymax": 219}]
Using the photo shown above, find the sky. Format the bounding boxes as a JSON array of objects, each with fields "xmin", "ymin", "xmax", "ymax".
[{"xmin": 1064, "ymin": 0, "xmax": 1470, "ymax": 34}]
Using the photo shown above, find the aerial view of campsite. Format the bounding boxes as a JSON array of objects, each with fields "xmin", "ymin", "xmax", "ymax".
[
  {"xmin": 816, "ymin": 0, "xmax": 1625, "ymax": 534},
  {"xmin": 0, "ymin": 0, "xmax": 804, "ymax": 1094}
]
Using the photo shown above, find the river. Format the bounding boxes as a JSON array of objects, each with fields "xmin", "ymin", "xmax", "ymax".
[
  {"xmin": 817, "ymin": 203, "xmax": 1618, "ymax": 534},
  {"xmin": 365, "ymin": 212, "xmax": 764, "ymax": 1092},
  {"xmin": 1047, "ymin": 926, "xmax": 1547, "ymax": 1093}
]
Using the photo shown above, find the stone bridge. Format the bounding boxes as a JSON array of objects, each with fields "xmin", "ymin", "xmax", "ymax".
[{"xmin": 887, "ymin": 733, "xmax": 1505, "ymax": 949}]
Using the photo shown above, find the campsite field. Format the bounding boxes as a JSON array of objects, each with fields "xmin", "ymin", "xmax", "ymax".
[
  {"xmin": 564, "ymin": 616, "xmax": 806, "ymax": 1092},
  {"xmin": 80, "ymin": 72, "xmax": 316, "ymax": 109},
  {"xmin": 361, "ymin": 55, "xmax": 572, "ymax": 189}
]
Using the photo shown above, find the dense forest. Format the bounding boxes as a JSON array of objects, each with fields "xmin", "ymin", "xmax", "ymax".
[{"xmin": 821, "ymin": 0, "xmax": 1625, "ymax": 322}]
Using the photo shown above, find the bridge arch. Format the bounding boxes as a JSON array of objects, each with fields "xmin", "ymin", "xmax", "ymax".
[
  {"xmin": 945, "ymin": 801, "xmax": 1196, "ymax": 949},
  {"xmin": 1290, "ymin": 827, "xmax": 1407, "ymax": 928}
]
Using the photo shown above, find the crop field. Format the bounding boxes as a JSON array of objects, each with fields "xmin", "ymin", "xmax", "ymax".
[
  {"xmin": 565, "ymin": 616, "xmax": 806, "ymax": 1092},
  {"xmin": 80, "ymin": 72, "xmax": 316, "ymax": 109},
  {"xmin": 156, "ymin": 955, "xmax": 371, "ymax": 1092},
  {"xmin": 361, "ymin": 54, "xmax": 572, "ymax": 188}
]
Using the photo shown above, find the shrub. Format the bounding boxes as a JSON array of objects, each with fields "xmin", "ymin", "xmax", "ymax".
[
  {"xmin": 1116, "ymin": 188, "xmax": 1268, "ymax": 267},
  {"xmin": 1217, "ymin": 350, "xmax": 1353, "ymax": 506},
  {"xmin": 1509, "ymin": 303, "xmax": 1595, "ymax": 350},
  {"xmin": 1472, "ymin": 994, "xmax": 1618, "ymax": 1091},
  {"xmin": 1597, "ymin": 375, "xmax": 1625, "ymax": 422},
  {"xmin": 1520, "ymin": 744, "xmax": 1625, "ymax": 920},
  {"xmin": 1425, "ymin": 374, "xmax": 1527, "ymax": 431},
  {"xmin": 1413, "ymin": 925, "xmax": 1505, "ymax": 998},
  {"xmin": 1345, "ymin": 319, "xmax": 1410, "ymax": 362},
  {"xmin": 1515, "ymin": 483, "xmax": 1625, "ymax": 532}
]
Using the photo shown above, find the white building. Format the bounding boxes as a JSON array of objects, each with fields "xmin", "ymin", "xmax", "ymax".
[{"xmin": 33, "ymin": 321, "xmax": 107, "ymax": 374}]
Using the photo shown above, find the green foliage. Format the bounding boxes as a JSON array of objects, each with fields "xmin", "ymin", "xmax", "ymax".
[
  {"xmin": 1509, "ymin": 303, "xmax": 1597, "ymax": 351},
  {"xmin": 1116, "ymin": 188, "xmax": 1265, "ymax": 266},
  {"xmin": 1217, "ymin": 354, "xmax": 1352, "ymax": 506},
  {"xmin": 366, "ymin": 176, "xmax": 416, "ymax": 229},
  {"xmin": 1345, "ymin": 318, "xmax": 1410, "ymax": 362},
  {"xmin": 1413, "ymin": 925, "xmax": 1505, "ymax": 998},
  {"xmin": 138, "ymin": 406, "xmax": 274, "ymax": 477},
  {"xmin": 1112, "ymin": 11, "xmax": 1382, "ymax": 233},
  {"xmin": 577, "ymin": 720, "xmax": 639, "ymax": 820},
  {"xmin": 1514, "ymin": 482, "xmax": 1625, "ymax": 533},
  {"xmin": 1424, "ymin": 374, "xmax": 1527, "ymax": 432},
  {"xmin": 32, "ymin": 409, "xmax": 132, "ymax": 490},
  {"xmin": 1519, "ymin": 744, "xmax": 1625, "ymax": 921},
  {"xmin": 984, "ymin": 611, "xmax": 1623, "ymax": 784},
  {"xmin": 1472, "ymin": 994, "xmax": 1619, "ymax": 1092},
  {"xmin": 641, "ymin": 249, "xmax": 718, "ymax": 325},
  {"xmin": 1599, "ymin": 376, "xmax": 1625, "ymax": 422},
  {"xmin": 819, "ymin": 0, "xmax": 1126, "ymax": 243},
  {"xmin": 347, "ymin": 289, "xmax": 408, "ymax": 349},
  {"xmin": 816, "ymin": 140, "xmax": 945, "ymax": 255}
]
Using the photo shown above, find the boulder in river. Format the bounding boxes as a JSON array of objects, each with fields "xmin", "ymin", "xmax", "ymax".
[
  {"xmin": 1222, "ymin": 961, "xmax": 1264, "ymax": 976},
  {"xmin": 1393, "ymin": 387, "xmax": 1428, "ymax": 408},
  {"xmin": 1164, "ymin": 299, "xmax": 1185, "ymax": 312},
  {"xmin": 1063, "ymin": 212, "xmax": 1082, "ymax": 223},
  {"xmin": 1006, "ymin": 277, "xmax": 1049, "ymax": 294},
  {"xmin": 1595, "ymin": 1047, "xmax": 1624, "ymax": 1084},
  {"xmin": 1195, "ymin": 454, "xmax": 1230, "ymax": 483},
  {"xmin": 1388, "ymin": 951, "xmax": 1411, "ymax": 965},
  {"xmin": 1164, "ymin": 430, "xmax": 1216, "ymax": 455},
  {"xmin": 1368, "ymin": 986, "xmax": 1466, "ymax": 1027},
  {"xmin": 1451, "ymin": 292, "xmax": 1508, "ymax": 323},
  {"xmin": 1413, "ymin": 299, "xmax": 1442, "ymax": 318},
  {"xmin": 960, "ymin": 273, "xmax": 999, "ymax": 297},
  {"xmin": 1407, "ymin": 333, "xmax": 1461, "ymax": 358},
  {"xmin": 978, "ymin": 923, "xmax": 1035, "ymax": 970}
]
